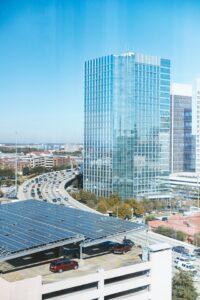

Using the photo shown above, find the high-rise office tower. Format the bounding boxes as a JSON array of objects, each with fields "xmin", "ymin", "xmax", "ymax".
[
  {"xmin": 170, "ymin": 83, "xmax": 193, "ymax": 173},
  {"xmin": 196, "ymin": 79, "xmax": 200, "ymax": 173},
  {"xmin": 84, "ymin": 52, "xmax": 170, "ymax": 199}
]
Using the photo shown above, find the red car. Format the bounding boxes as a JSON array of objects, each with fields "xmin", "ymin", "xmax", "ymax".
[
  {"xmin": 50, "ymin": 258, "xmax": 78, "ymax": 273},
  {"xmin": 112, "ymin": 243, "xmax": 132, "ymax": 254}
]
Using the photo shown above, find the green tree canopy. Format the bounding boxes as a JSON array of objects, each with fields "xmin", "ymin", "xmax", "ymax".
[
  {"xmin": 172, "ymin": 270, "xmax": 198, "ymax": 300},
  {"xmin": 154, "ymin": 226, "xmax": 186, "ymax": 242},
  {"xmin": 97, "ymin": 198, "xmax": 108, "ymax": 213},
  {"xmin": 194, "ymin": 232, "xmax": 200, "ymax": 247}
]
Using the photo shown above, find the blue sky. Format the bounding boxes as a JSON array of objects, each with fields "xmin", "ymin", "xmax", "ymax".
[{"xmin": 0, "ymin": 0, "xmax": 200, "ymax": 143}]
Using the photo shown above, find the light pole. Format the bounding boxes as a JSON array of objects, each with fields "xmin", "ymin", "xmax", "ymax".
[
  {"xmin": 131, "ymin": 207, "xmax": 134, "ymax": 219},
  {"xmin": 15, "ymin": 131, "xmax": 18, "ymax": 197}
]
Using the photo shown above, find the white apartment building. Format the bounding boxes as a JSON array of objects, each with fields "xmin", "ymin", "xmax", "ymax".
[
  {"xmin": 0, "ymin": 243, "xmax": 172, "ymax": 300},
  {"xmin": 30, "ymin": 155, "xmax": 54, "ymax": 168}
]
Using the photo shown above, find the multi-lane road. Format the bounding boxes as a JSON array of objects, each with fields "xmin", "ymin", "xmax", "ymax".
[{"xmin": 17, "ymin": 170, "xmax": 97, "ymax": 213}]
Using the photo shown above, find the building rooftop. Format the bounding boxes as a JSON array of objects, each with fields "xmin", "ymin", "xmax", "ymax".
[
  {"xmin": 1, "ymin": 246, "xmax": 143, "ymax": 283},
  {"xmin": 149, "ymin": 213, "xmax": 200, "ymax": 237},
  {"xmin": 171, "ymin": 83, "xmax": 192, "ymax": 97},
  {"xmin": 0, "ymin": 200, "xmax": 144, "ymax": 262}
]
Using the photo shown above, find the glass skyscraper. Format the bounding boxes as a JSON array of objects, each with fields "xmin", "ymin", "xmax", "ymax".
[
  {"xmin": 84, "ymin": 52, "xmax": 170, "ymax": 199},
  {"xmin": 170, "ymin": 83, "xmax": 193, "ymax": 173}
]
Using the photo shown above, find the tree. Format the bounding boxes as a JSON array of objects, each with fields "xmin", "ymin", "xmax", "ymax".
[
  {"xmin": 107, "ymin": 194, "xmax": 121, "ymax": 209},
  {"xmin": 114, "ymin": 203, "xmax": 132, "ymax": 219},
  {"xmin": 154, "ymin": 226, "xmax": 186, "ymax": 242},
  {"xmin": 0, "ymin": 189, "xmax": 3, "ymax": 198},
  {"xmin": 194, "ymin": 232, "xmax": 200, "ymax": 247},
  {"xmin": 145, "ymin": 214, "xmax": 156, "ymax": 223},
  {"xmin": 97, "ymin": 198, "xmax": 108, "ymax": 213},
  {"xmin": 126, "ymin": 198, "xmax": 144, "ymax": 216},
  {"xmin": 0, "ymin": 169, "xmax": 15, "ymax": 178},
  {"xmin": 140, "ymin": 198, "xmax": 154, "ymax": 213},
  {"xmin": 176, "ymin": 231, "xmax": 187, "ymax": 242},
  {"xmin": 71, "ymin": 190, "xmax": 98, "ymax": 209},
  {"xmin": 29, "ymin": 166, "xmax": 46, "ymax": 175},
  {"xmin": 172, "ymin": 270, "xmax": 198, "ymax": 300},
  {"xmin": 22, "ymin": 167, "xmax": 30, "ymax": 176}
]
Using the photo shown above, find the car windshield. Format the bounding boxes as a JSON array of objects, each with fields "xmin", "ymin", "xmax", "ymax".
[{"xmin": 51, "ymin": 261, "xmax": 61, "ymax": 266}]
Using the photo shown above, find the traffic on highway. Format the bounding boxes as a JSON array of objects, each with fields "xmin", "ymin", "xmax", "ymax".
[{"xmin": 17, "ymin": 169, "xmax": 98, "ymax": 213}]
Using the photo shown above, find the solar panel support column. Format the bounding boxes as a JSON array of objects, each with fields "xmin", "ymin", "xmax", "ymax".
[{"xmin": 80, "ymin": 244, "xmax": 83, "ymax": 261}]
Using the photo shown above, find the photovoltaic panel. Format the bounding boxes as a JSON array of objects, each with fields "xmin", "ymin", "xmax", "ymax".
[{"xmin": 0, "ymin": 200, "xmax": 144, "ymax": 260}]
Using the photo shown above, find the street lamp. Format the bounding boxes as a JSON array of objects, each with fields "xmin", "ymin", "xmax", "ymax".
[{"xmin": 15, "ymin": 131, "xmax": 18, "ymax": 197}]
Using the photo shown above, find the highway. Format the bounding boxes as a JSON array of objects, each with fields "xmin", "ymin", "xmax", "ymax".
[{"xmin": 17, "ymin": 170, "xmax": 97, "ymax": 213}]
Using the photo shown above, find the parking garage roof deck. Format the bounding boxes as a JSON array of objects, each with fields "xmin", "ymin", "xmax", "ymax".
[
  {"xmin": 0, "ymin": 200, "xmax": 145, "ymax": 261},
  {"xmin": 2, "ymin": 246, "xmax": 144, "ymax": 282}
]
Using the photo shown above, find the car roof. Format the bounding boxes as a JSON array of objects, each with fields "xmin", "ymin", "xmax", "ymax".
[{"xmin": 52, "ymin": 258, "xmax": 71, "ymax": 263}]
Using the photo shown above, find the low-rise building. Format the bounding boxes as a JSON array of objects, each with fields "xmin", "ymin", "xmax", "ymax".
[
  {"xmin": 165, "ymin": 172, "xmax": 200, "ymax": 200},
  {"xmin": 149, "ymin": 213, "xmax": 200, "ymax": 243}
]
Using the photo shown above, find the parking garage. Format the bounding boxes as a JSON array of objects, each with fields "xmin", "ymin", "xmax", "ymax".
[{"xmin": 0, "ymin": 199, "xmax": 145, "ymax": 264}]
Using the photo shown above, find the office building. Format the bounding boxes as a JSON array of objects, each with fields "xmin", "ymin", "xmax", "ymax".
[
  {"xmin": 196, "ymin": 79, "xmax": 200, "ymax": 173},
  {"xmin": 170, "ymin": 83, "xmax": 193, "ymax": 173},
  {"xmin": 84, "ymin": 52, "xmax": 170, "ymax": 199}
]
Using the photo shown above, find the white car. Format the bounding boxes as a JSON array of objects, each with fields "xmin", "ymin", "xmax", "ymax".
[
  {"xmin": 185, "ymin": 253, "xmax": 196, "ymax": 261},
  {"xmin": 174, "ymin": 256, "xmax": 190, "ymax": 264},
  {"xmin": 175, "ymin": 261, "xmax": 197, "ymax": 274}
]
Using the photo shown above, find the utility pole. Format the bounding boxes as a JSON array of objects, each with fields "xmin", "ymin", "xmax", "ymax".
[
  {"xmin": 70, "ymin": 157, "xmax": 73, "ymax": 173},
  {"xmin": 15, "ymin": 132, "xmax": 18, "ymax": 197}
]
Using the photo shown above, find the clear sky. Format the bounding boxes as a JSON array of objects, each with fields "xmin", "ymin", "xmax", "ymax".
[{"xmin": 1, "ymin": 0, "xmax": 200, "ymax": 143}]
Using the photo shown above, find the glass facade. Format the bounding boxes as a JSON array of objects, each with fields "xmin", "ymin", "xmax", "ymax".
[
  {"xmin": 170, "ymin": 91, "xmax": 193, "ymax": 173},
  {"xmin": 84, "ymin": 52, "xmax": 170, "ymax": 199}
]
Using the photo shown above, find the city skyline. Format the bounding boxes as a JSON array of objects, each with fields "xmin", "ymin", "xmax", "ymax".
[{"xmin": 1, "ymin": 0, "xmax": 200, "ymax": 142}]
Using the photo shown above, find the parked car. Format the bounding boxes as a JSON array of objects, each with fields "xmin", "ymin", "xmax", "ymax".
[
  {"xmin": 123, "ymin": 238, "xmax": 135, "ymax": 247},
  {"xmin": 101, "ymin": 241, "xmax": 121, "ymax": 251},
  {"xmin": 193, "ymin": 248, "xmax": 200, "ymax": 257},
  {"xmin": 174, "ymin": 256, "xmax": 190, "ymax": 264},
  {"xmin": 175, "ymin": 261, "xmax": 197, "ymax": 274},
  {"xmin": 50, "ymin": 258, "xmax": 78, "ymax": 273},
  {"xmin": 63, "ymin": 247, "xmax": 80, "ymax": 258},
  {"xmin": 172, "ymin": 246, "xmax": 189, "ymax": 255},
  {"xmin": 184, "ymin": 252, "xmax": 196, "ymax": 261},
  {"xmin": 112, "ymin": 243, "xmax": 132, "ymax": 254}
]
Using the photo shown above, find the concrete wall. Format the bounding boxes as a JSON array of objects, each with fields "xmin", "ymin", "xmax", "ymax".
[
  {"xmin": 0, "ymin": 276, "xmax": 42, "ymax": 300},
  {"xmin": 149, "ymin": 247, "xmax": 172, "ymax": 300}
]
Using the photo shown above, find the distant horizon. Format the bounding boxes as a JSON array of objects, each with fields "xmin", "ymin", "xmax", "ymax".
[{"xmin": 0, "ymin": 141, "xmax": 83, "ymax": 145}]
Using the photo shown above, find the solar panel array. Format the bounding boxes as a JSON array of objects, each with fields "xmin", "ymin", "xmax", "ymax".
[{"xmin": 0, "ymin": 200, "xmax": 144, "ymax": 258}]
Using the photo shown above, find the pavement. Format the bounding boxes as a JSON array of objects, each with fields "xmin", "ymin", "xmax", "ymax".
[{"xmin": 1, "ymin": 247, "xmax": 142, "ymax": 283}]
